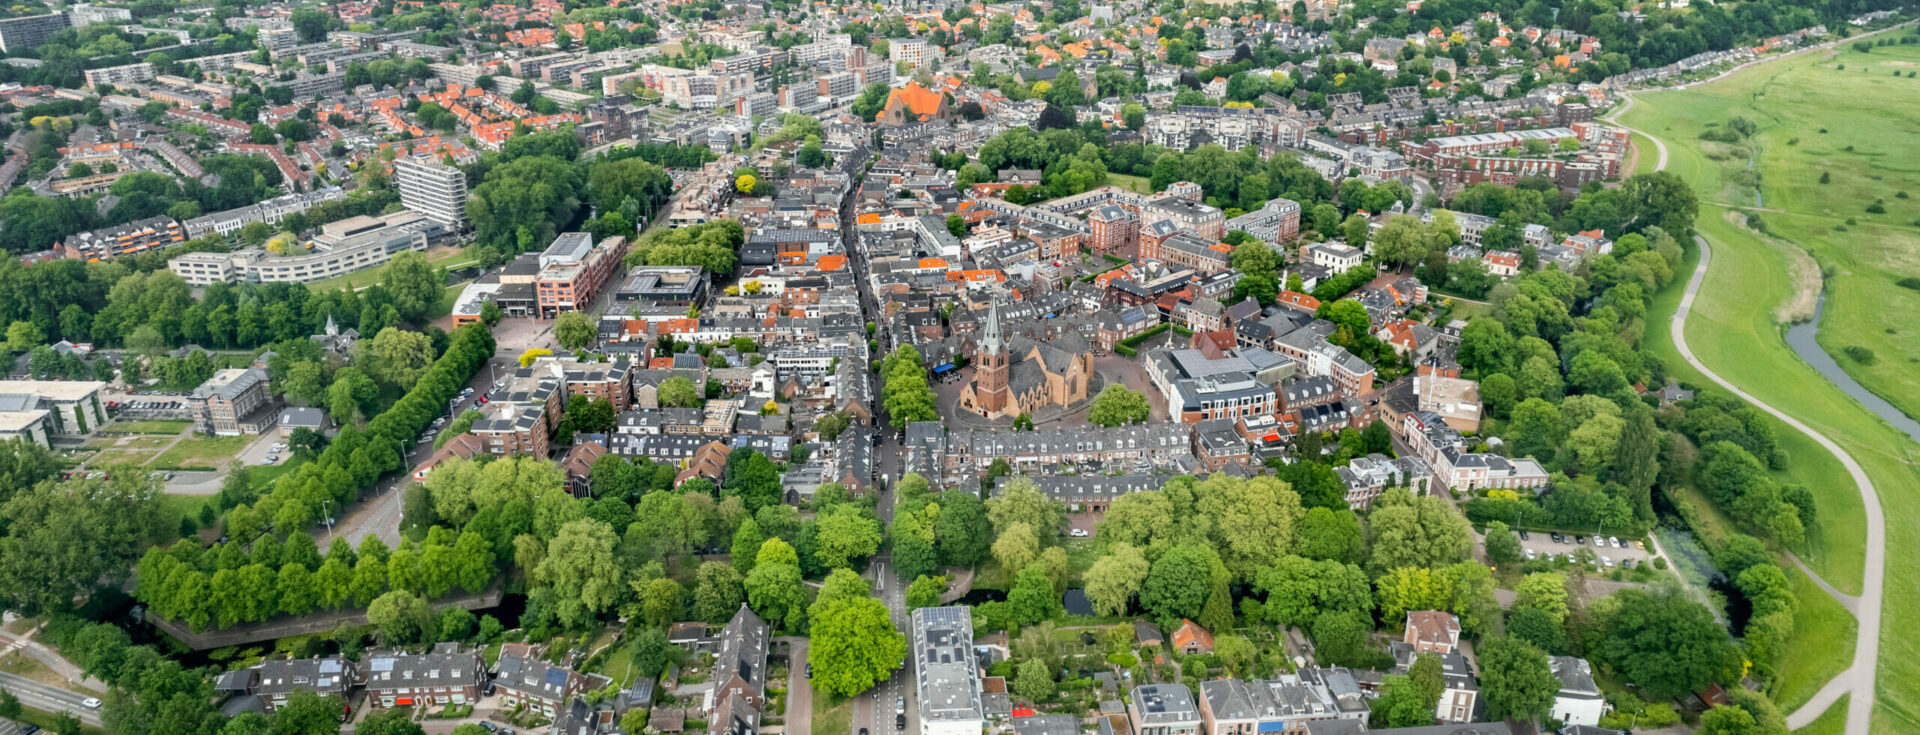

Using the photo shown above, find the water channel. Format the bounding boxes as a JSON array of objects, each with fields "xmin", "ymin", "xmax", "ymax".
[{"xmin": 1782, "ymin": 293, "xmax": 1920, "ymax": 443}]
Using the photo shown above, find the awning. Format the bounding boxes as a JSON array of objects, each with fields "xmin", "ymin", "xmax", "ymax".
[{"xmin": 931, "ymin": 364, "xmax": 956, "ymax": 374}]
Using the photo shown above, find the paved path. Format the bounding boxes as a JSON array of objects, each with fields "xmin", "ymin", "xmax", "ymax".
[
  {"xmin": 1603, "ymin": 95, "xmax": 1668, "ymax": 174},
  {"xmin": 1673, "ymin": 236, "xmax": 1885, "ymax": 735}
]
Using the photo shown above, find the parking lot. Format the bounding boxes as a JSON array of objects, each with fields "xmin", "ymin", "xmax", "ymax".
[{"xmin": 1514, "ymin": 529, "xmax": 1656, "ymax": 570}]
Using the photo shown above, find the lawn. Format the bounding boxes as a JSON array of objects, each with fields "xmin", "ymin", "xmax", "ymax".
[
  {"xmin": 157, "ymin": 493, "xmax": 212, "ymax": 534},
  {"xmin": 99, "ymin": 419, "xmax": 192, "ymax": 435},
  {"xmin": 302, "ymin": 244, "xmax": 474, "ymax": 294},
  {"xmin": 1108, "ymin": 173, "xmax": 1153, "ymax": 194},
  {"xmin": 1622, "ymin": 29, "xmax": 1920, "ymax": 730},
  {"xmin": 809, "ymin": 686, "xmax": 851, "ymax": 735},
  {"xmin": 1772, "ymin": 567, "xmax": 1857, "ymax": 712},
  {"xmin": 152, "ymin": 435, "xmax": 254, "ymax": 471},
  {"xmin": 589, "ymin": 637, "xmax": 640, "ymax": 688},
  {"xmin": 1796, "ymin": 694, "xmax": 1849, "ymax": 735}
]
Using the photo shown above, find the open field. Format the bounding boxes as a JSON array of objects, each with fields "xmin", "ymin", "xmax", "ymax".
[
  {"xmin": 1798, "ymin": 695, "xmax": 1850, "ymax": 735},
  {"xmin": 809, "ymin": 686, "xmax": 850, "ymax": 735},
  {"xmin": 1623, "ymin": 33, "xmax": 1920, "ymax": 730},
  {"xmin": 1620, "ymin": 39, "xmax": 1920, "ymax": 423},
  {"xmin": 152, "ymin": 435, "xmax": 253, "ymax": 471}
]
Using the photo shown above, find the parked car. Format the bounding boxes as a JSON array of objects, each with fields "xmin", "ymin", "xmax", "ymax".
[
  {"xmin": 1517, "ymin": 530, "xmax": 1529, "ymax": 540},
  {"xmin": 1601, "ymin": 556, "xmax": 1614, "ymax": 568},
  {"xmin": 896, "ymin": 714, "xmax": 906, "ymax": 730},
  {"xmin": 1069, "ymin": 528, "xmax": 1090, "ymax": 538},
  {"xmin": 1549, "ymin": 532, "xmax": 1563, "ymax": 543}
]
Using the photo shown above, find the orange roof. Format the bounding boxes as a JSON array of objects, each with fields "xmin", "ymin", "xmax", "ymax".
[
  {"xmin": 816, "ymin": 254, "xmax": 848, "ymax": 271},
  {"xmin": 917, "ymin": 257, "xmax": 950, "ymax": 269},
  {"xmin": 857, "ymin": 212, "xmax": 881, "ymax": 225},
  {"xmin": 882, "ymin": 82, "xmax": 945, "ymax": 122}
]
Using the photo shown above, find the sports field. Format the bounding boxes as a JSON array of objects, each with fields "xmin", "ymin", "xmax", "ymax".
[{"xmin": 1621, "ymin": 27, "xmax": 1920, "ymax": 732}]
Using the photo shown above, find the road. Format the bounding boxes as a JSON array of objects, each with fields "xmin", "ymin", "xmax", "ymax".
[
  {"xmin": 0, "ymin": 673, "xmax": 101, "ymax": 727},
  {"xmin": 782, "ymin": 637, "xmax": 812, "ymax": 735},
  {"xmin": 1673, "ymin": 237, "xmax": 1884, "ymax": 734},
  {"xmin": 850, "ymin": 560, "xmax": 916, "ymax": 735},
  {"xmin": 319, "ymin": 352, "xmax": 521, "ymax": 550}
]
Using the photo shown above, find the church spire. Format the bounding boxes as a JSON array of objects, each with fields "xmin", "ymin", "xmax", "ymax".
[{"xmin": 980, "ymin": 300, "xmax": 1005, "ymax": 355}]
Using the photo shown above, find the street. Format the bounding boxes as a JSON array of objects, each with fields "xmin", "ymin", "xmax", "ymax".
[
  {"xmin": 850, "ymin": 560, "xmax": 916, "ymax": 735},
  {"xmin": 0, "ymin": 673, "xmax": 102, "ymax": 727}
]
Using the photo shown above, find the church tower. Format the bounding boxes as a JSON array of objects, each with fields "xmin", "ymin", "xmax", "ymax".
[{"xmin": 973, "ymin": 301, "xmax": 1012, "ymax": 414}]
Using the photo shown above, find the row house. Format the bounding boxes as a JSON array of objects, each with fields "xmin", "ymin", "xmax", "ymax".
[
  {"xmin": 1197, "ymin": 671, "xmax": 1370, "ymax": 735},
  {"xmin": 940, "ymin": 424, "xmax": 1194, "ymax": 478},
  {"xmin": 493, "ymin": 643, "xmax": 610, "ymax": 719},
  {"xmin": 365, "ymin": 644, "xmax": 487, "ymax": 709}
]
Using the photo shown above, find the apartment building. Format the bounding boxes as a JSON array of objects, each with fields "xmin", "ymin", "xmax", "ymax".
[
  {"xmin": 394, "ymin": 157, "xmax": 469, "ymax": 227},
  {"xmin": 61, "ymin": 216, "xmax": 186, "ymax": 261},
  {"xmin": 1197, "ymin": 672, "xmax": 1370, "ymax": 735},
  {"xmin": 169, "ymin": 211, "xmax": 447, "ymax": 286},
  {"xmin": 912, "ymin": 607, "xmax": 983, "ymax": 735},
  {"xmin": 0, "ymin": 12, "xmax": 70, "ymax": 53},
  {"xmin": 84, "ymin": 62, "xmax": 155, "ymax": 87},
  {"xmin": 1131, "ymin": 685, "xmax": 1203, "ymax": 735},
  {"xmin": 471, "ymin": 368, "xmax": 564, "ymax": 459}
]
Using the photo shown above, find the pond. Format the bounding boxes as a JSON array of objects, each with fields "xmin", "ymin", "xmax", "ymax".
[{"xmin": 1783, "ymin": 292, "xmax": 1920, "ymax": 442}]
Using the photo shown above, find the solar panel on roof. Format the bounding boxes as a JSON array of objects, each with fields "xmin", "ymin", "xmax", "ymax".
[
  {"xmin": 319, "ymin": 660, "xmax": 342, "ymax": 674},
  {"xmin": 546, "ymin": 668, "xmax": 570, "ymax": 688},
  {"xmin": 371, "ymin": 658, "xmax": 395, "ymax": 672}
]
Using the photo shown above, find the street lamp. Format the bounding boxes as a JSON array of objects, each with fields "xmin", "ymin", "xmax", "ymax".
[{"xmin": 320, "ymin": 499, "xmax": 335, "ymax": 545}]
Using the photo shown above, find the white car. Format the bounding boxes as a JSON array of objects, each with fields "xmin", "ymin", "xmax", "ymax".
[
  {"xmin": 1069, "ymin": 528, "xmax": 1090, "ymax": 538},
  {"xmin": 83, "ymin": 697, "xmax": 102, "ymax": 708}
]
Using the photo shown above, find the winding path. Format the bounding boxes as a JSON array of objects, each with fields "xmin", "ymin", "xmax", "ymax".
[
  {"xmin": 1673, "ymin": 236, "xmax": 1885, "ymax": 735},
  {"xmin": 1613, "ymin": 84, "xmax": 1883, "ymax": 733}
]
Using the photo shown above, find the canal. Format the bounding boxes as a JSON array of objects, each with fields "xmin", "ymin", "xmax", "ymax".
[{"xmin": 1783, "ymin": 293, "xmax": 1920, "ymax": 443}]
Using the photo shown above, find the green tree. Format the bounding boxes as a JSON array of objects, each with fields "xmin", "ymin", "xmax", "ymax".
[
  {"xmin": 1139, "ymin": 544, "xmax": 1217, "ymax": 627},
  {"xmin": 555, "ymin": 310, "xmax": 596, "ymax": 350},
  {"xmin": 1587, "ymin": 585, "xmax": 1742, "ymax": 699},
  {"xmin": 1367, "ymin": 488, "xmax": 1474, "ymax": 574},
  {"xmin": 809, "ymin": 597, "xmax": 907, "ymax": 697},
  {"xmin": 1083, "ymin": 543, "xmax": 1149, "ymax": 616},
  {"xmin": 534, "ymin": 519, "xmax": 625, "ymax": 629},
  {"xmin": 1483, "ymin": 521, "xmax": 1524, "ymax": 566},
  {"xmin": 359, "ymin": 327, "xmax": 435, "ymax": 389},
  {"xmin": 1007, "ymin": 562, "xmax": 1062, "ymax": 625},
  {"xmin": 906, "ymin": 575, "xmax": 946, "ymax": 610},
  {"xmin": 366, "ymin": 589, "xmax": 433, "ymax": 645},
  {"xmin": 1087, "ymin": 385, "xmax": 1150, "ymax": 426},
  {"xmin": 1013, "ymin": 658, "xmax": 1055, "ymax": 702},
  {"xmin": 1477, "ymin": 636, "xmax": 1558, "ymax": 722},
  {"xmin": 381, "ymin": 251, "xmax": 443, "ymax": 325},
  {"xmin": 659, "ymin": 376, "xmax": 702, "ymax": 407}
]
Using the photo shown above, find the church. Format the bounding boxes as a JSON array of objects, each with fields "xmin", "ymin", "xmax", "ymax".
[{"xmin": 958, "ymin": 302, "xmax": 1095, "ymax": 419}]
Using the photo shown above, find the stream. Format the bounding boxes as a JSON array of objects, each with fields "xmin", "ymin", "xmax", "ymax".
[{"xmin": 1783, "ymin": 293, "xmax": 1920, "ymax": 442}]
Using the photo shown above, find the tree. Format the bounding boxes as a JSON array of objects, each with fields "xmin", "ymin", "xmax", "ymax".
[
  {"xmin": 809, "ymin": 597, "xmax": 907, "ymax": 697},
  {"xmin": 1294, "ymin": 507, "xmax": 1367, "ymax": 564},
  {"xmin": 1310, "ymin": 609, "xmax": 1376, "ymax": 667},
  {"xmin": 1588, "ymin": 585, "xmax": 1742, "ymax": 699},
  {"xmin": 1140, "ymin": 544, "xmax": 1217, "ymax": 627},
  {"xmin": 1371, "ymin": 673, "xmax": 1441, "ymax": 728},
  {"xmin": 736, "ymin": 173, "xmax": 758, "ymax": 196},
  {"xmin": 906, "ymin": 575, "xmax": 946, "ymax": 610},
  {"xmin": 4, "ymin": 321, "xmax": 45, "ymax": 353},
  {"xmin": 1083, "ymin": 543, "xmax": 1149, "ymax": 616},
  {"xmin": 535, "ymin": 520, "xmax": 625, "ymax": 629},
  {"xmin": 1254, "ymin": 555, "xmax": 1372, "ymax": 628},
  {"xmin": 1087, "ymin": 385, "xmax": 1150, "ymax": 426},
  {"xmin": 1478, "ymin": 636, "xmax": 1558, "ymax": 722},
  {"xmin": 1484, "ymin": 521, "xmax": 1524, "ymax": 566},
  {"xmin": 360, "ymin": 327, "xmax": 435, "ymax": 389},
  {"xmin": 366, "ymin": 589, "xmax": 433, "ymax": 645},
  {"xmin": 0, "ymin": 474, "xmax": 162, "ymax": 616},
  {"xmin": 1367, "ymin": 489, "xmax": 1474, "ymax": 574},
  {"xmin": 1013, "ymin": 658, "xmax": 1055, "ymax": 702},
  {"xmin": 659, "ymin": 376, "xmax": 702, "ymax": 408},
  {"xmin": 744, "ymin": 539, "xmax": 807, "ymax": 631},
  {"xmin": 1007, "ymin": 562, "xmax": 1062, "ymax": 625},
  {"xmin": 1513, "ymin": 572, "xmax": 1569, "ymax": 624},
  {"xmin": 554, "ymin": 311, "xmax": 596, "ymax": 350},
  {"xmin": 946, "ymin": 213, "xmax": 967, "ymax": 238},
  {"xmin": 811, "ymin": 505, "xmax": 882, "ymax": 569},
  {"xmin": 382, "ymin": 252, "xmax": 443, "ymax": 325}
]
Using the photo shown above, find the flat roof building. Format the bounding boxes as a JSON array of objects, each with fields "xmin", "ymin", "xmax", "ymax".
[
  {"xmin": 394, "ymin": 157, "xmax": 469, "ymax": 227},
  {"xmin": 912, "ymin": 606, "xmax": 983, "ymax": 735}
]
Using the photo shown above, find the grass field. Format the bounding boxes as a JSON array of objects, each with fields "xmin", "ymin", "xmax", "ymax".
[
  {"xmin": 152, "ymin": 435, "xmax": 253, "ymax": 471},
  {"xmin": 98, "ymin": 419, "xmax": 192, "ymax": 435},
  {"xmin": 1773, "ymin": 567, "xmax": 1858, "ymax": 711},
  {"xmin": 303, "ymin": 244, "xmax": 474, "ymax": 294},
  {"xmin": 1108, "ymin": 173, "xmax": 1153, "ymax": 194},
  {"xmin": 1620, "ymin": 38, "xmax": 1920, "ymax": 422},
  {"xmin": 810, "ymin": 686, "xmax": 851, "ymax": 735},
  {"xmin": 1621, "ymin": 28, "xmax": 1920, "ymax": 731},
  {"xmin": 1797, "ymin": 694, "xmax": 1851, "ymax": 735}
]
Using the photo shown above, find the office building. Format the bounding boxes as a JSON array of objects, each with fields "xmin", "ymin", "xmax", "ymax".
[
  {"xmin": 394, "ymin": 157, "xmax": 469, "ymax": 227},
  {"xmin": 536, "ymin": 233, "xmax": 630, "ymax": 318},
  {"xmin": 0, "ymin": 381, "xmax": 109, "ymax": 447}
]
